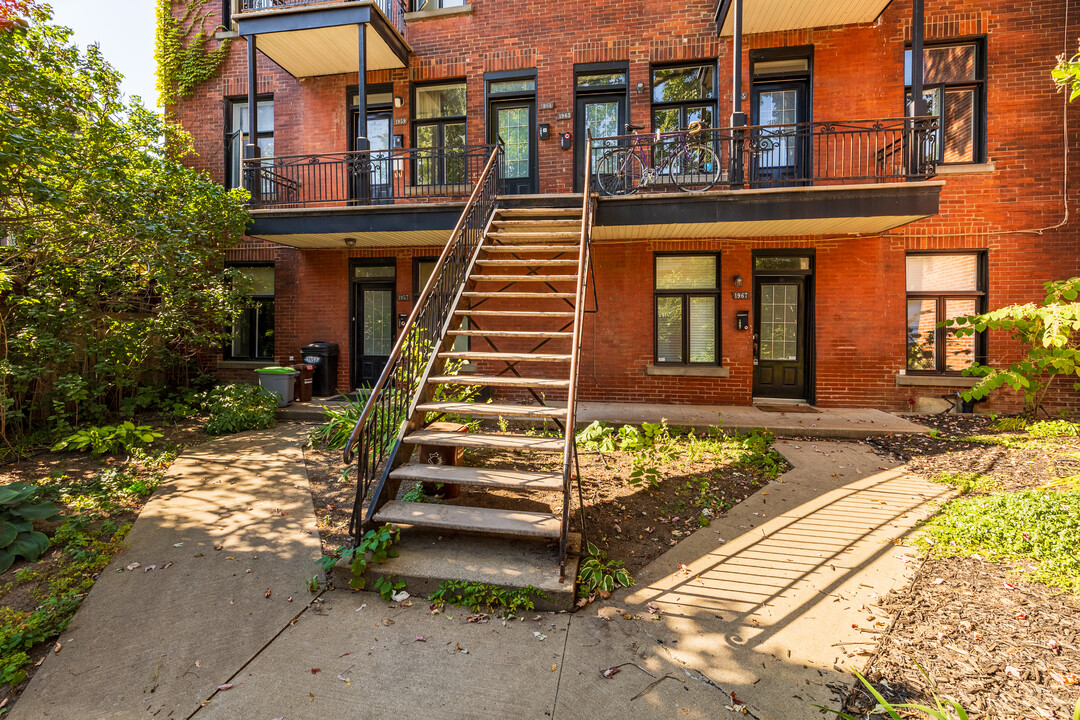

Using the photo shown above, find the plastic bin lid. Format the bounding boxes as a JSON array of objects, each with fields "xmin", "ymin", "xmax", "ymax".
[
  {"xmin": 255, "ymin": 366, "xmax": 299, "ymax": 374},
  {"xmin": 301, "ymin": 341, "xmax": 339, "ymax": 354}
]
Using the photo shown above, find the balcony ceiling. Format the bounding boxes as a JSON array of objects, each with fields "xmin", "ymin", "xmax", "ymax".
[
  {"xmin": 236, "ymin": 3, "xmax": 408, "ymax": 78},
  {"xmin": 717, "ymin": 0, "xmax": 893, "ymax": 36}
]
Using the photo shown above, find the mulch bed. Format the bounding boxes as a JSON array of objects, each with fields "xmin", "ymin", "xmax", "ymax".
[{"xmin": 840, "ymin": 414, "xmax": 1080, "ymax": 719}]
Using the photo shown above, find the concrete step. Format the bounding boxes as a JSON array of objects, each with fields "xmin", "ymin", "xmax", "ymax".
[
  {"xmin": 418, "ymin": 401, "xmax": 567, "ymax": 419},
  {"xmin": 439, "ymin": 351, "xmax": 571, "ymax": 362},
  {"xmin": 428, "ymin": 374, "xmax": 571, "ymax": 388},
  {"xmin": 332, "ymin": 529, "xmax": 577, "ymax": 611},
  {"xmin": 374, "ymin": 501, "xmax": 561, "ymax": 540},
  {"xmin": 404, "ymin": 429, "xmax": 564, "ymax": 451},
  {"xmin": 390, "ymin": 464, "xmax": 563, "ymax": 491}
]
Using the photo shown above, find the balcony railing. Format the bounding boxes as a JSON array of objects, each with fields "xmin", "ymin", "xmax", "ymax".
[
  {"xmin": 589, "ymin": 116, "xmax": 939, "ymax": 193},
  {"xmin": 242, "ymin": 145, "xmax": 497, "ymax": 209},
  {"xmin": 238, "ymin": 0, "xmax": 407, "ymax": 38}
]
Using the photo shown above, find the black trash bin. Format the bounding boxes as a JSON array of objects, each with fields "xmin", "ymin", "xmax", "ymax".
[{"xmin": 301, "ymin": 341, "xmax": 340, "ymax": 397}]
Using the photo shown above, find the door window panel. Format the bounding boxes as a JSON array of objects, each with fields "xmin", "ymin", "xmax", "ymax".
[
  {"xmin": 498, "ymin": 107, "xmax": 530, "ymax": 178},
  {"xmin": 759, "ymin": 284, "xmax": 798, "ymax": 361},
  {"xmin": 363, "ymin": 289, "xmax": 393, "ymax": 356}
]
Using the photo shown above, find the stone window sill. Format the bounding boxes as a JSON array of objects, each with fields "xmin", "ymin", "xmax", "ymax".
[
  {"xmin": 405, "ymin": 4, "xmax": 472, "ymax": 21},
  {"xmin": 896, "ymin": 374, "xmax": 980, "ymax": 388},
  {"xmin": 646, "ymin": 364, "xmax": 729, "ymax": 378},
  {"xmin": 935, "ymin": 162, "xmax": 995, "ymax": 176}
]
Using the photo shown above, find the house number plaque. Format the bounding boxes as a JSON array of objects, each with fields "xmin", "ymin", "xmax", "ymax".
[{"xmin": 731, "ymin": 291, "xmax": 749, "ymax": 300}]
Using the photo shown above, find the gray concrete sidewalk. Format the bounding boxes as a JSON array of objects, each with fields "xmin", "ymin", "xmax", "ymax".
[{"xmin": 11, "ymin": 426, "xmax": 948, "ymax": 719}]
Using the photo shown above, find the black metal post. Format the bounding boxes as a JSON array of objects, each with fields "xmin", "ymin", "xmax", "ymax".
[
  {"xmin": 356, "ymin": 23, "xmax": 371, "ymax": 203},
  {"xmin": 245, "ymin": 35, "xmax": 261, "ymax": 202},
  {"xmin": 729, "ymin": 0, "xmax": 746, "ymax": 187},
  {"xmin": 908, "ymin": 0, "xmax": 927, "ymax": 179}
]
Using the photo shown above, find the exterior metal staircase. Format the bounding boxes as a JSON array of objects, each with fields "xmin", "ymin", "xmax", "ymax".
[{"xmin": 343, "ymin": 142, "xmax": 597, "ymax": 593}]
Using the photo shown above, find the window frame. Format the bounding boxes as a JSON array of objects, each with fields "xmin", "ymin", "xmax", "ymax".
[
  {"xmin": 225, "ymin": 95, "xmax": 274, "ymax": 190},
  {"xmin": 224, "ymin": 262, "xmax": 275, "ymax": 361},
  {"xmin": 904, "ymin": 38, "xmax": 986, "ymax": 165},
  {"xmin": 411, "ymin": 81, "xmax": 468, "ymax": 186},
  {"xmin": 649, "ymin": 61, "xmax": 719, "ymax": 133},
  {"xmin": 653, "ymin": 252, "xmax": 722, "ymax": 366},
  {"xmin": 412, "ymin": 0, "xmax": 465, "ymax": 11},
  {"xmin": 904, "ymin": 250, "xmax": 988, "ymax": 375}
]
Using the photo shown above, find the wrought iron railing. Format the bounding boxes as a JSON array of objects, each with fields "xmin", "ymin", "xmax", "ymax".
[
  {"xmin": 558, "ymin": 134, "xmax": 596, "ymax": 572},
  {"xmin": 589, "ymin": 116, "xmax": 939, "ymax": 192},
  {"xmin": 341, "ymin": 142, "xmax": 503, "ymax": 539},
  {"xmin": 242, "ymin": 145, "xmax": 495, "ymax": 208},
  {"xmin": 238, "ymin": 0, "xmax": 407, "ymax": 37}
]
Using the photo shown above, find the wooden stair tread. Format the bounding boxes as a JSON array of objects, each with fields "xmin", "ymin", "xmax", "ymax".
[
  {"xmin": 461, "ymin": 291, "xmax": 576, "ymax": 299},
  {"xmin": 475, "ymin": 259, "xmax": 579, "ymax": 266},
  {"xmin": 404, "ymin": 430, "xmax": 563, "ymax": 451},
  {"xmin": 488, "ymin": 232, "xmax": 580, "ymax": 241},
  {"xmin": 448, "ymin": 329, "xmax": 573, "ymax": 337},
  {"xmin": 428, "ymin": 374, "xmax": 570, "ymax": 388},
  {"xmin": 482, "ymin": 245, "xmax": 579, "ymax": 253},
  {"xmin": 439, "ymin": 351, "xmax": 571, "ymax": 361},
  {"xmin": 374, "ymin": 501, "xmax": 560, "ymax": 540},
  {"xmin": 390, "ymin": 464, "xmax": 563, "ymax": 490},
  {"xmin": 418, "ymin": 401, "xmax": 567, "ymax": 418},
  {"xmin": 454, "ymin": 310, "xmax": 575, "ymax": 317},
  {"xmin": 471, "ymin": 274, "xmax": 578, "ymax": 283},
  {"xmin": 496, "ymin": 208, "xmax": 582, "ymax": 217}
]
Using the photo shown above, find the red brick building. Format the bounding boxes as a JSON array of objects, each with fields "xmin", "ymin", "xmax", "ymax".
[{"xmin": 175, "ymin": 0, "xmax": 1080, "ymax": 414}]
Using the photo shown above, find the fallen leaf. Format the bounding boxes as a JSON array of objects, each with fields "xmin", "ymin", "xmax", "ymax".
[
  {"xmin": 455, "ymin": 644, "xmax": 468, "ymax": 654},
  {"xmin": 143, "ymin": 565, "xmax": 156, "ymax": 573},
  {"xmin": 392, "ymin": 590, "xmax": 410, "ymax": 603},
  {"xmin": 161, "ymin": 562, "xmax": 173, "ymax": 570},
  {"xmin": 172, "ymin": 542, "xmax": 184, "ymax": 547},
  {"xmin": 533, "ymin": 632, "xmax": 547, "ymax": 641},
  {"xmin": 1050, "ymin": 671, "xmax": 1078, "ymax": 686},
  {"xmin": 415, "ymin": 636, "xmax": 426, "ymax": 642},
  {"xmin": 53, "ymin": 642, "xmax": 61, "ymax": 654},
  {"xmin": 602, "ymin": 667, "xmax": 620, "ymax": 679},
  {"xmin": 337, "ymin": 672, "xmax": 351, "ymax": 684},
  {"xmin": 647, "ymin": 603, "xmax": 659, "ymax": 614},
  {"xmin": 125, "ymin": 562, "xmax": 141, "ymax": 571},
  {"xmin": 265, "ymin": 588, "xmax": 272, "ymax": 599},
  {"xmin": 1004, "ymin": 665, "xmax": 1022, "ymax": 679},
  {"xmin": 311, "ymin": 667, "xmax": 321, "ymax": 674},
  {"xmin": 551, "ymin": 663, "xmax": 557, "ymax": 672},
  {"xmin": 931, "ymin": 578, "xmax": 945, "ymax": 585},
  {"xmin": 355, "ymin": 604, "xmax": 367, "ymax": 612},
  {"xmin": 1003, "ymin": 582, "xmax": 1017, "ymax": 590},
  {"xmin": 213, "ymin": 544, "xmax": 223, "ymax": 551},
  {"xmin": 730, "ymin": 691, "xmax": 743, "ymax": 705},
  {"xmin": 218, "ymin": 683, "xmax": 236, "ymax": 691},
  {"xmin": 1015, "ymin": 612, "xmax": 1027, "ymax": 620}
]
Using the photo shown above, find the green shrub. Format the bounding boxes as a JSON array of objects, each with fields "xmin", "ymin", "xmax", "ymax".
[
  {"xmin": 577, "ymin": 541, "xmax": 633, "ymax": 599},
  {"xmin": 430, "ymin": 580, "xmax": 548, "ymax": 616},
  {"xmin": 0, "ymin": 483, "xmax": 61, "ymax": 573},
  {"xmin": 317, "ymin": 524, "xmax": 399, "ymax": 591},
  {"xmin": 50, "ymin": 421, "xmax": 163, "ymax": 455},
  {"xmin": 1027, "ymin": 419, "xmax": 1079, "ymax": 438},
  {"xmin": 929, "ymin": 472, "xmax": 996, "ymax": 495},
  {"xmin": 201, "ymin": 384, "xmax": 278, "ymax": 436},
  {"xmin": 307, "ymin": 393, "xmax": 368, "ymax": 450}
]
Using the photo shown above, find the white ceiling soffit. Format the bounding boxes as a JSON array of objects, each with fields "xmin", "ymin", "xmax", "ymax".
[
  {"xmin": 255, "ymin": 24, "xmax": 404, "ymax": 78},
  {"xmin": 591, "ymin": 214, "xmax": 931, "ymax": 241},
  {"xmin": 719, "ymin": 0, "xmax": 894, "ymax": 36}
]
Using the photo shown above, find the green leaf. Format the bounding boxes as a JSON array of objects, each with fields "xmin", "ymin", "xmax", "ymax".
[
  {"xmin": 16, "ymin": 501, "xmax": 60, "ymax": 521},
  {"xmin": 11, "ymin": 532, "xmax": 49, "ymax": 562},
  {"xmin": 0, "ymin": 483, "xmax": 35, "ymax": 505},
  {"xmin": 0, "ymin": 549, "xmax": 14, "ymax": 573},
  {"xmin": 0, "ymin": 521, "xmax": 18, "ymax": 548}
]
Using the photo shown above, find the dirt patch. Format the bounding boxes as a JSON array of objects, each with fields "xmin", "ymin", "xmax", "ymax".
[
  {"xmin": 839, "ymin": 414, "xmax": 1080, "ymax": 718},
  {"xmin": 304, "ymin": 428, "xmax": 784, "ymax": 578}
]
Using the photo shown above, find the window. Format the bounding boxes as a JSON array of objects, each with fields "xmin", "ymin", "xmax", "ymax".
[
  {"xmin": 227, "ymin": 265, "xmax": 275, "ymax": 360},
  {"xmin": 905, "ymin": 253, "xmax": 986, "ymax": 373},
  {"xmin": 415, "ymin": 259, "xmax": 470, "ymax": 355},
  {"xmin": 412, "ymin": 0, "xmax": 464, "ymax": 11},
  {"xmin": 654, "ymin": 255, "xmax": 720, "ymax": 364},
  {"xmin": 226, "ymin": 97, "xmax": 274, "ymax": 189},
  {"xmin": 413, "ymin": 82, "xmax": 467, "ymax": 185},
  {"xmin": 652, "ymin": 64, "xmax": 717, "ymax": 172},
  {"xmin": 905, "ymin": 41, "xmax": 985, "ymax": 164}
]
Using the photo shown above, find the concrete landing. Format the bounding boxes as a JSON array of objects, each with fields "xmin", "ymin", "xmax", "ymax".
[
  {"xmin": 332, "ymin": 529, "xmax": 577, "ymax": 611},
  {"xmin": 9, "ymin": 426, "xmax": 323, "ymax": 720}
]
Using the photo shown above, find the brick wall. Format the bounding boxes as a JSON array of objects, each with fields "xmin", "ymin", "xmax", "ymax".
[{"xmin": 171, "ymin": 0, "xmax": 1080, "ymax": 413}]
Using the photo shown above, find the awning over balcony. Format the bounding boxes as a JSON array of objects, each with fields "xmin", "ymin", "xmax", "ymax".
[
  {"xmin": 716, "ymin": 0, "xmax": 893, "ymax": 35},
  {"xmin": 235, "ymin": 1, "xmax": 409, "ymax": 78}
]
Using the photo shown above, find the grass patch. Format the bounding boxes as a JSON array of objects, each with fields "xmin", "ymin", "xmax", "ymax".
[
  {"xmin": 929, "ymin": 471, "xmax": 996, "ymax": 495},
  {"xmin": 915, "ymin": 488, "xmax": 1080, "ymax": 594}
]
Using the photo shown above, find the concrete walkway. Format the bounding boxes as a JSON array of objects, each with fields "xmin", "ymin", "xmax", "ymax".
[
  {"xmin": 280, "ymin": 397, "xmax": 928, "ymax": 438},
  {"xmin": 11, "ymin": 426, "xmax": 949, "ymax": 719}
]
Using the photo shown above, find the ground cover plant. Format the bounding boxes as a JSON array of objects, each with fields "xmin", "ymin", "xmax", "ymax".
[{"xmin": 848, "ymin": 413, "xmax": 1080, "ymax": 718}]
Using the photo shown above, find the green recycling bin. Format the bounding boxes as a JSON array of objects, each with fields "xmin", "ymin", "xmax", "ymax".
[{"xmin": 255, "ymin": 366, "xmax": 300, "ymax": 408}]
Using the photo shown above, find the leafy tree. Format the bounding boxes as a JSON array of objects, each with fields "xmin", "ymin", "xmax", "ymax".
[
  {"xmin": 1052, "ymin": 40, "xmax": 1080, "ymax": 101},
  {"xmin": 950, "ymin": 278, "xmax": 1080, "ymax": 416},
  {"xmin": 0, "ymin": 5, "xmax": 250, "ymax": 446}
]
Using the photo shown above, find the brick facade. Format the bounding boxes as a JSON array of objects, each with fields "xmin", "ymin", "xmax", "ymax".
[{"xmin": 173, "ymin": 0, "xmax": 1080, "ymax": 413}]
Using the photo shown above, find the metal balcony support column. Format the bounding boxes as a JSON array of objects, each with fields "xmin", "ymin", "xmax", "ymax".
[
  {"xmin": 245, "ymin": 35, "xmax": 261, "ymax": 203},
  {"xmin": 729, "ymin": 0, "xmax": 746, "ymax": 187},
  {"xmin": 355, "ymin": 23, "xmax": 372, "ymax": 203},
  {"xmin": 907, "ymin": 0, "xmax": 928, "ymax": 179}
]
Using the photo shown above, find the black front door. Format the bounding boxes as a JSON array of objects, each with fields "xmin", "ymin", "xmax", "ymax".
[
  {"xmin": 352, "ymin": 279, "xmax": 395, "ymax": 388},
  {"xmin": 751, "ymin": 80, "xmax": 810, "ymax": 186},
  {"xmin": 350, "ymin": 109, "xmax": 393, "ymax": 202},
  {"xmin": 575, "ymin": 94, "xmax": 626, "ymax": 192},
  {"xmin": 753, "ymin": 275, "xmax": 808, "ymax": 399},
  {"xmin": 490, "ymin": 100, "xmax": 537, "ymax": 194}
]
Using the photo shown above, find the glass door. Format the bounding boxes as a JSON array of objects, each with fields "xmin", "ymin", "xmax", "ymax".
[
  {"xmin": 752, "ymin": 272, "xmax": 810, "ymax": 400},
  {"xmin": 349, "ymin": 109, "xmax": 393, "ymax": 203},
  {"xmin": 751, "ymin": 80, "xmax": 809, "ymax": 186},
  {"xmin": 575, "ymin": 95, "xmax": 625, "ymax": 192},
  {"xmin": 490, "ymin": 101, "xmax": 537, "ymax": 194},
  {"xmin": 351, "ymin": 264, "xmax": 396, "ymax": 389}
]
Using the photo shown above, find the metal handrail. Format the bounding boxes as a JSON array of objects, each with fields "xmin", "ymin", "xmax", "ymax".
[
  {"xmin": 342, "ymin": 141, "xmax": 503, "ymax": 538},
  {"xmin": 558, "ymin": 132, "xmax": 596, "ymax": 572},
  {"xmin": 589, "ymin": 115, "xmax": 939, "ymax": 190}
]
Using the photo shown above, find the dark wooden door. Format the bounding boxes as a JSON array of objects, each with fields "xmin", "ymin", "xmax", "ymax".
[
  {"xmin": 751, "ymin": 80, "xmax": 810, "ymax": 186},
  {"xmin": 574, "ymin": 94, "xmax": 626, "ymax": 192},
  {"xmin": 490, "ymin": 100, "xmax": 537, "ymax": 194},
  {"xmin": 752, "ymin": 275, "xmax": 808, "ymax": 399},
  {"xmin": 352, "ymin": 281, "xmax": 395, "ymax": 388}
]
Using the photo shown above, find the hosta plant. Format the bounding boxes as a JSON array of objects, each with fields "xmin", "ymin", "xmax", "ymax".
[
  {"xmin": 0, "ymin": 483, "xmax": 61, "ymax": 573},
  {"xmin": 577, "ymin": 541, "xmax": 633, "ymax": 599}
]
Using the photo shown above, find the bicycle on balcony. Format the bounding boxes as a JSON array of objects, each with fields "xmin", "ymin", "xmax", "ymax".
[{"xmin": 594, "ymin": 121, "xmax": 721, "ymax": 196}]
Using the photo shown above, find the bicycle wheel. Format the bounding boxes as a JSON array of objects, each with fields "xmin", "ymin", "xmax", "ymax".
[
  {"xmin": 595, "ymin": 148, "xmax": 645, "ymax": 196},
  {"xmin": 669, "ymin": 143, "xmax": 721, "ymax": 192}
]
